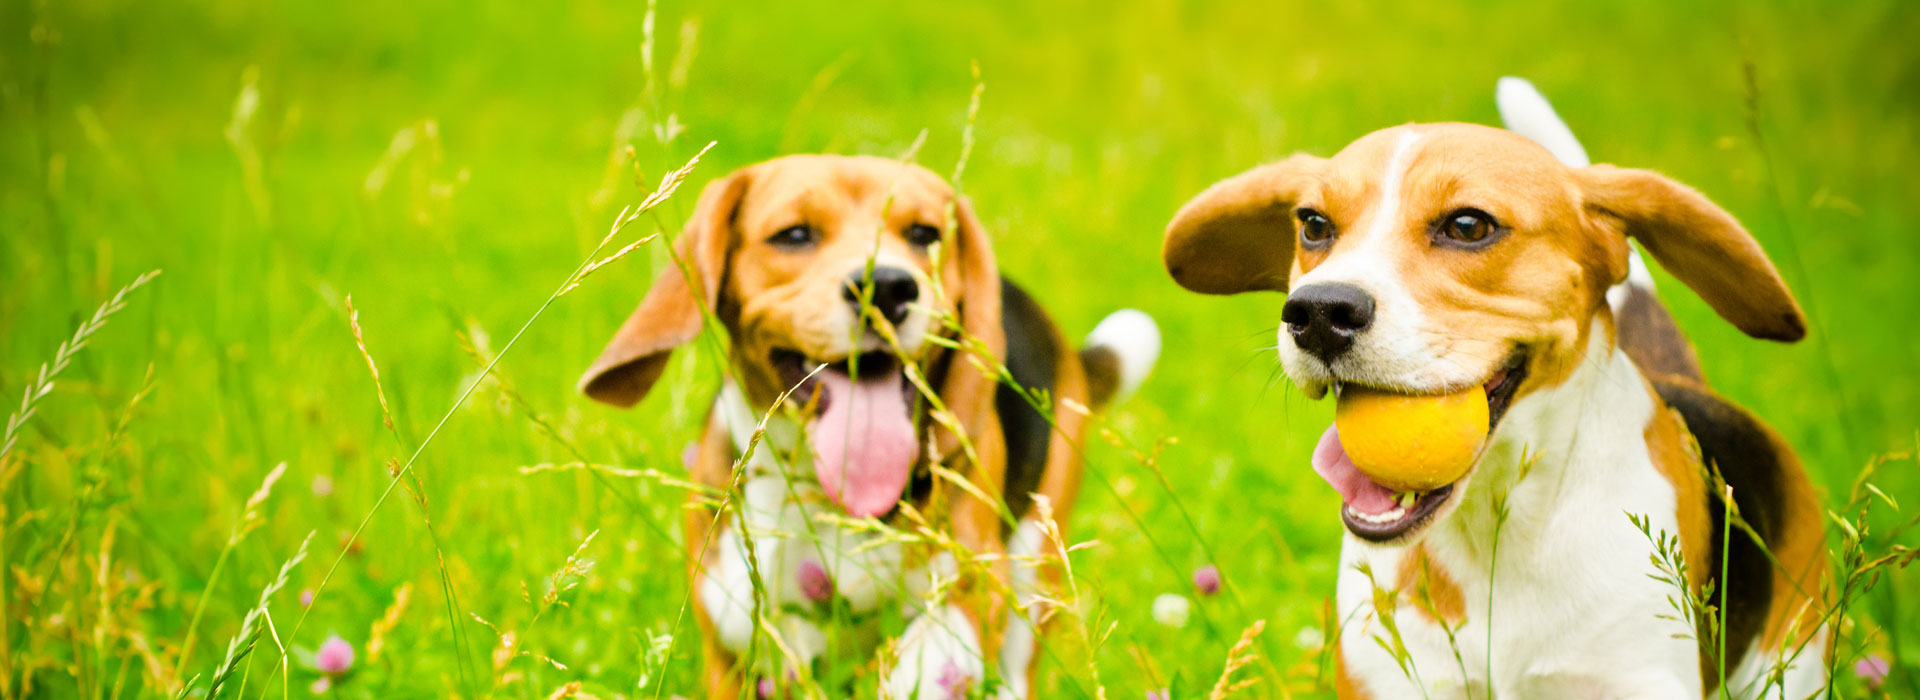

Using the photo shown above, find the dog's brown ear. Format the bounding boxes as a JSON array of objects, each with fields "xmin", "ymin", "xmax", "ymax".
[
  {"xmin": 1163, "ymin": 154, "xmax": 1323, "ymax": 295},
  {"xmin": 579, "ymin": 169, "xmax": 750, "ymax": 407},
  {"xmin": 1580, "ymin": 164, "xmax": 1806, "ymax": 342},
  {"xmin": 934, "ymin": 196, "xmax": 1008, "ymax": 457}
]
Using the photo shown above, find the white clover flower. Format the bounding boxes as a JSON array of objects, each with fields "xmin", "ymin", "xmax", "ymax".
[{"xmin": 1151, "ymin": 593, "xmax": 1190, "ymax": 628}]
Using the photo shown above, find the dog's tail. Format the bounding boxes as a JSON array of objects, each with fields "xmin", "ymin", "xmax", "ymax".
[
  {"xmin": 1081, "ymin": 309, "xmax": 1160, "ymax": 408},
  {"xmin": 1495, "ymin": 76, "xmax": 1591, "ymax": 167},
  {"xmin": 1497, "ymin": 76, "xmax": 1705, "ymax": 383}
]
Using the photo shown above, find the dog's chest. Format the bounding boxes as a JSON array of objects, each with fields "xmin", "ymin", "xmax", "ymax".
[
  {"xmin": 698, "ymin": 384, "xmax": 952, "ymax": 661},
  {"xmin": 1335, "ymin": 344, "xmax": 1708, "ymax": 696}
]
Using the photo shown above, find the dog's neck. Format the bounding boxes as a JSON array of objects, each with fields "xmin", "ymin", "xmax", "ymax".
[{"xmin": 1429, "ymin": 316, "xmax": 1663, "ymax": 565}]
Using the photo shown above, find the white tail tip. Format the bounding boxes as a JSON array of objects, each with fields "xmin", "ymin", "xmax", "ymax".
[
  {"xmin": 1086, "ymin": 308, "xmax": 1160, "ymax": 403},
  {"xmin": 1496, "ymin": 76, "xmax": 1591, "ymax": 168}
]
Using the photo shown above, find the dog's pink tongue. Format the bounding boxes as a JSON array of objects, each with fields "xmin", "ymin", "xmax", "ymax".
[
  {"xmin": 808, "ymin": 368, "xmax": 919, "ymax": 518},
  {"xmin": 1312, "ymin": 425, "xmax": 1398, "ymax": 515}
]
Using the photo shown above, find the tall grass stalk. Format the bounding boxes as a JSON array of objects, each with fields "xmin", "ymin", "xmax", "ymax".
[
  {"xmin": 251, "ymin": 142, "xmax": 715, "ymax": 694},
  {"xmin": 1, "ymin": 270, "xmax": 161, "ymax": 465},
  {"xmin": 345, "ymin": 294, "xmax": 479, "ymax": 693},
  {"xmin": 172, "ymin": 462, "xmax": 286, "ymax": 685},
  {"xmin": 0, "ymin": 269, "xmax": 158, "ymax": 699},
  {"xmin": 191, "ymin": 532, "xmax": 313, "ymax": 700}
]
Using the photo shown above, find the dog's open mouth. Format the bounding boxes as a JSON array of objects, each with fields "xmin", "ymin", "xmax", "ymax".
[
  {"xmin": 1314, "ymin": 350, "xmax": 1530, "ymax": 542},
  {"xmin": 770, "ymin": 348, "xmax": 921, "ymax": 518}
]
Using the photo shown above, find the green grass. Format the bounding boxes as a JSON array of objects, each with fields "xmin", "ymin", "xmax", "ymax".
[{"xmin": 3, "ymin": 0, "xmax": 1917, "ymax": 697}]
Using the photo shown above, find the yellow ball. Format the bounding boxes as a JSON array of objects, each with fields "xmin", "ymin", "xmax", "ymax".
[{"xmin": 1334, "ymin": 385, "xmax": 1490, "ymax": 492}]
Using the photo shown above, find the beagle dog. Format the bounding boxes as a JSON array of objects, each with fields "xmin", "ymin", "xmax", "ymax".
[
  {"xmin": 1162, "ymin": 80, "xmax": 1828, "ymax": 698},
  {"xmin": 580, "ymin": 155, "xmax": 1159, "ymax": 699}
]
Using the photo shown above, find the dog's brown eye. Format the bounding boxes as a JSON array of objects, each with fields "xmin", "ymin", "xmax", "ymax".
[
  {"xmin": 768, "ymin": 225, "xmax": 815, "ymax": 248},
  {"xmin": 1436, "ymin": 209, "xmax": 1499, "ymax": 245},
  {"xmin": 1297, "ymin": 209, "xmax": 1334, "ymax": 246},
  {"xmin": 905, "ymin": 224, "xmax": 942, "ymax": 247}
]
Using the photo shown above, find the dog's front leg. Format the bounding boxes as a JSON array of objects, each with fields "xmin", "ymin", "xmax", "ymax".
[
  {"xmin": 685, "ymin": 415, "xmax": 748, "ymax": 699},
  {"xmin": 887, "ymin": 415, "xmax": 1010, "ymax": 699}
]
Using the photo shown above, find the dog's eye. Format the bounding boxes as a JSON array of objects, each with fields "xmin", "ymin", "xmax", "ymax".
[
  {"xmin": 1296, "ymin": 209, "xmax": 1334, "ymax": 246},
  {"xmin": 768, "ymin": 225, "xmax": 816, "ymax": 248},
  {"xmin": 1436, "ymin": 209, "xmax": 1499, "ymax": 245},
  {"xmin": 905, "ymin": 224, "xmax": 943, "ymax": 247}
]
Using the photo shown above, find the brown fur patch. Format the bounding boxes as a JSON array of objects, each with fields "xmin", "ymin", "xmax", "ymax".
[
  {"xmin": 1642, "ymin": 386, "xmax": 1714, "ymax": 688},
  {"xmin": 1759, "ymin": 447, "xmax": 1828, "ymax": 651},
  {"xmin": 1644, "ymin": 392, "xmax": 1713, "ymax": 594},
  {"xmin": 1398, "ymin": 544, "xmax": 1466, "ymax": 624}
]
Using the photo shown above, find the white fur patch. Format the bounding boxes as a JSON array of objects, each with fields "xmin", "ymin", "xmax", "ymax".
[
  {"xmin": 1363, "ymin": 130, "xmax": 1427, "ymax": 242},
  {"xmin": 886, "ymin": 604, "xmax": 986, "ymax": 700},
  {"xmin": 994, "ymin": 520, "xmax": 1049, "ymax": 699}
]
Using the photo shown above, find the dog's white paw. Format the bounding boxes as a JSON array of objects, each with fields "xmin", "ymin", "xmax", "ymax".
[{"xmin": 885, "ymin": 604, "xmax": 984, "ymax": 700}]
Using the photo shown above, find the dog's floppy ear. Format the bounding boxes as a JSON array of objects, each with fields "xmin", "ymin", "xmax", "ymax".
[
  {"xmin": 579, "ymin": 169, "xmax": 751, "ymax": 407},
  {"xmin": 1580, "ymin": 164, "xmax": 1806, "ymax": 341},
  {"xmin": 1163, "ymin": 154, "xmax": 1323, "ymax": 295},
  {"xmin": 935, "ymin": 196, "xmax": 1007, "ymax": 456}
]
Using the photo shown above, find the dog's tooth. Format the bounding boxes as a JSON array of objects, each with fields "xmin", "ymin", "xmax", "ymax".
[{"xmin": 1347, "ymin": 505, "xmax": 1409, "ymax": 524}]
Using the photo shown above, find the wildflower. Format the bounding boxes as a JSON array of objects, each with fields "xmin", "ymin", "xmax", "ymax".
[
  {"xmin": 756, "ymin": 677, "xmax": 776, "ymax": 699},
  {"xmin": 311, "ymin": 474, "xmax": 334, "ymax": 497},
  {"xmin": 1146, "ymin": 690, "xmax": 1168, "ymax": 700},
  {"xmin": 936, "ymin": 661, "xmax": 973, "ymax": 699},
  {"xmin": 1151, "ymin": 593, "xmax": 1190, "ymax": 628},
  {"xmin": 1855, "ymin": 654, "xmax": 1890, "ymax": 690},
  {"xmin": 1192, "ymin": 565, "xmax": 1221, "ymax": 596},
  {"xmin": 299, "ymin": 589, "xmax": 315, "ymax": 607},
  {"xmin": 797, "ymin": 559, "xmax": 834, "ymax": 602},
  {"xmin": 310, "ymin": 677, "xmax": 332, "ymax": 694},
  {"xmin": 317, "ymin": 635, "xmax": 355, "ymax": 676}
]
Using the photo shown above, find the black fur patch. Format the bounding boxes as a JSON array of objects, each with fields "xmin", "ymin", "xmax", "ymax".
[
  {"xmin": 1654, "ymin": 378, "xmax": 1790, "ymax": 682},
  {"xmin": 997, "ymin": 278, "xmax": 1059, "ymax": 521},
  {"xmin": 1619, "ymin": 285, "xmax": 1706, "ymax": 384}
]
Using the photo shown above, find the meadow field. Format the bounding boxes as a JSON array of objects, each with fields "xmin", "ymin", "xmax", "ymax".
[{"xmin": 2, "ymin": 0, "xmax": 1917, "ymax": 697}]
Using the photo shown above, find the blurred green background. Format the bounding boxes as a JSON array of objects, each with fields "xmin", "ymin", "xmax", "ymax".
[{"xmin": 3, "ymin": 0, "xmax": 1917, "ymax": 697}]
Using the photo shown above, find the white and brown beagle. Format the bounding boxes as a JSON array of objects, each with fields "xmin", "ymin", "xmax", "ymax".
[
  {"xmin": 1163, "ymin": 80, "xmax": 1829, "ymax": 698},
  {"xmin": 581, "ymin": 155, "xmax": 1159, "ymax": 699}
]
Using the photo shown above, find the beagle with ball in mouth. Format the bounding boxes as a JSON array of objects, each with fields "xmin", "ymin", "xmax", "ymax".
[
  {"xmin": 581, "ymin": 155, "xmax": 1159, "ymax": 699},
  {"xmin": 1163, "ymin": 80, "xmax": 1828, "ymax": 698}
]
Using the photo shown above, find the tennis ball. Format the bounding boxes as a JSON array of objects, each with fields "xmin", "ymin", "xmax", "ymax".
[{"xmin": 1334, "ymin": 385, "xmax": 1489, "ymax": 492}]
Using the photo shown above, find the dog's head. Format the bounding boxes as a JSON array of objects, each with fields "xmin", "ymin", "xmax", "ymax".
[
  {"xmin": 1164, "ymin": 123, "xmax": 1803, "ymax": 541},
  {"xmin": 580, "ymin": 155, "xmax": 1004, "ymax": 517}
]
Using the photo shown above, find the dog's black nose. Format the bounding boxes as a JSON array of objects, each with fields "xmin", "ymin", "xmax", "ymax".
[
  {"xmin": 1282, "ymin": 282, "xmax": 1375, "ymax": 362},
  {"xmin": 843, "ymin": 266, "xmax": 919, "ymax": 325}
]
